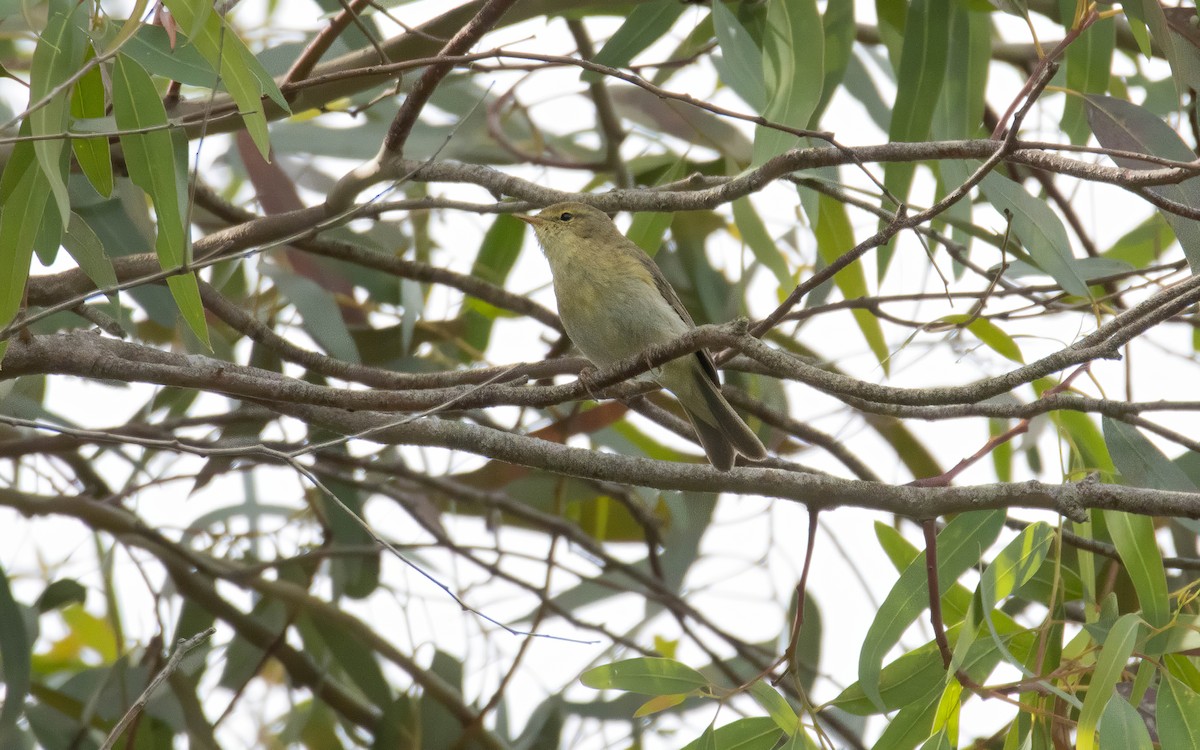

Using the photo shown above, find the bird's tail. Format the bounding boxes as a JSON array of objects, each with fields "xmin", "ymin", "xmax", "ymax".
[{"xmin": 667, "ymin": 360, "xmax": 767, "ymax": 470}]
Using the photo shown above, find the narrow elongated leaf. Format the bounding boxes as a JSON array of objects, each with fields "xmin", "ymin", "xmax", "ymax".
[
  {"xmin": 63, "ymin": 213, "xmax": 117, "ymax": 292},
  {"xmin": 307, "ymin": 615, "xmax": 391, "ymax": 705},
  {"xmin": 628, "ymin": 158, "xmax": 686, "ymax": 253},
  {"xmin": 112, "ymin": 54, "xmax": 210, "ymax": 347},
  {"xmin": 933, "ymin": 7, "xmax": 989, "ymax": 141},
  {"xmin": 732, "ymin": 198, "xmax": 790, "ymax": 288},
  {"xmin": 70, "ymin": 54, "xmax": 113, "ymax": 197},
  {"xmin": 749, "ymin": 681, "xmax": 798, "ymax": 734},
  {"xmin": 979, "ymin": 522, "xmax": 1053, "ymax": 611},
  {"xmin": 0, "ymin": 566, "xmax": 30, "ymax": 736},
  {"xmin": 1104, "ymin": 413, "xmax": 1198, "ymax": 494},
  {"xmin": 261, "ymin": 264, "xmax": 358, "ymax": 362},
  {"xmin": 881, "ymin": 0, "xmax": 951, "ymax": 204},
  {"xmin": 1104, "ymin": 213, "xmax": 1174, "ymax": 268},
  {"xmin": 815, "ymin": 193, "xmax": 889, "ymax": 371},
  {"xmin": 609, "ymin": 86, "xmax": 752, "ymax": 164},
  {"xmin": 979, "ymin": 172, "xmax": 1090, "ymax": 297},
  {"xmin": 858, "ymin": 510, "xmax": 1005, "ymax": 709},
  {"xmin": 581, "ymin": 657, "xmax": 708, "ymax": 695},
  {"xmin": 459, "ymin": 215, "xmax": 526, "ymax": 354},
  {"xmin": 1122, "ymin": 0, "xmax": 1153, "ymax": 57},
  {"xmin": 870, "ymin": 684, "xmax": 941, "ymax": 750},
  {"xmin": 29, "ymin": 0, "xmax": 88, "ymax": 225},
  {"xmin": 1099, "ymin": 691, "xmax": 1156, "ymax": 748},
  {"xmin": 1086, "ymin": 95, "xmax": 1200, "ymax": 271},
  {"xmin": 584, "ymin": 0, "xmax": 685, "ymax": 82},
  {"xmin": 836, "ymin": 619, "xmax": 1007, "ymax": 715},
  {"xmin": 680, "ymin": 717, "xmax": 781, "ymax": 750},
  {"xmin": 160, "ymin": 0, "xmax": 288, "ymax": 157},
  {"xmin": 936, "ymin": 315, "xmax": 1023, "ymax": 363},
  {"xmin": 1077, "ymin": 613, "xmax": 1140, "ymax": 750},
  {"xmin": 811, "ymin": 0, "xmax": 855, "ymax": 125},
  {"xmin": 1105, "ymin": 510, "xmax": 1170, "ymax": 629},
  {"xmin": 1060, "ymin": 2, "xmax": 1114, "ymax": 144},
  {"xmin": 122, "ymin": 25, "xmax": 217, "ymax": 86},
  {"xmin": 949, "ymin": 521, "xmax": 1053, "ymax": 671},
  {"xmin": 0, "ymin": 130, "xmax": 59, "ymax": 361},
  {"xmin": 752, "ymin": 0, "xmax": 822, "ymax": 164},
  {"xmin": 1158, "ymin": 672, "xmax": 1200, "ymax": 750},
  {"xmin": 712, "ymin": 0, "xmax": 766, "ymax": 110}
]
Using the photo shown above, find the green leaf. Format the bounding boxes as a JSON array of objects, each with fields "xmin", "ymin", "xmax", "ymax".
[
  {"xmin": 69, "ymin": 54, "xmax": 113, "ymax": 197},
  {"xmin": 1121, "ymin": 0, "xmax": 1154, "ymax": 57},
  {"xmin": 261, "ymin": 264, "xmax": 358, "ymax": 363},
  {"xmin": 34, "ymin": 579, "xmax": 87, "ymax": 613},
  {"xmin": 581, "ymin": 657, "xmax": 709, "ymax": 695},
  {"xmin": 459, "ymin": 214, "xmax": 526, "ymax": 354},
  {"xmin": 628, "ymin": 158, "xmax": 686, "ymax": 253},
  {"xmin": 680, "ymin": 717, "xmax": 782, "ymax": 750},
  {"xmin": 937, "ymin": 315, "xmax": 1023, "ymax": 363},
  {"xmin": 0, "ymin": 566, "xmax": 31, "ymax": 736},
  {"xmin": 307, "ymin": 615, "xmax": 391, "ymax": 705},
  {"xmin": 63, "ymin": 213, "xmax": 118, "ymax": 292},
  {"xmin": 979, "ymin": 522, "xmax": 1053, "ymax": 612},
  {"xmin": 950, "ymin": 521, "xmax": 1053, "ymax": 671},
  {"xmin": 857, "ymin": 510, "xmax": 1005, "ymax": 709},
  {"xmin": 841, "ymin": 51, "xmax": 892, "ymax": 131},
  {"xmin": 932, "ymin": 3, "xmax": 989, "ymax": 141},
  {"xmin": 1098, "ymin": 691, "xmax": 1153, "ymax": 750},
  {"xmin": 1077, "ymin": 613, "xmax": 1140, "ymax": 750},
  {"xmin": 0, "ymin": 130, "xmax": 59, "ymax": 361},
  {"xmin": 731, "ymin": 198, "xmax": 791, "ymax": 288},
  {"xmin": 979, "ymin": 172, "xmax": 1090, "ymax": 298},
  {"xmin": 112, "ymin": 54, "xmax": 210, "ymax": 348},
  {"xmin": 815, "ymin": 192, "xmax": 889, "ymax": 372},
  {"xmin": 29, "ymin": 0, "xmax": 88, "ymax": 226},
  {"xmin": 1104, "ymin": 510, "xmax": 1170, "ymax": 629},
  {"xmin": 870, "ymin": 684, "xmax": 941, "ymax": 750},
  {"xmin": 121, "ymin": 24, "xmax": 218, "ymax": 87},
  {"xmin": 1103, "ymin": 213, "xmax": 1174, "ymax": 268},
  {"xmin": 752, "ymin": 0, "xmax": 823, "ymax": 164},
  {"xmin": 160, "ymin": 0, "xmax": 288, "ymax": 157},
  {"xmin": 881, "ymin": 0, "xmax": 952, "ymax": 209},
  {"xmin": 1086, "ymin": 95, "xmax": 1200, "ymax": 272},
  {"xmin": 832, "ymin": 628, "xmax": 1018, "ymax": 717},
  {"xmin": 712, "ymin": 0, "xmax": 766, "ymax": 110},
  {"xmin": 171, "ymin": 0, "xmax": 213, "ymax": 39},
  {"xmin": 1144, "ymin": 614, "xmax": 1200, "ymax": 657},
  {"xmin": 1103, "ymin": 416, "xmax": 1197, "ymax": 493},
  {"xmin": 609, "ymin": 85, "xmax": 753, "ymax": 164},
  {"xmin": 1158, "ymin": 671, "xmax": 1200, "ymax": 750},
  {"xmin": 584, "ymin": 0, "xmax": 685, "ymax": 82},
  {"xmin": 1043, "ymin": 397, "xmax": 1114, "ymax": 477},
  {"xmin": 1060, "ymin": 3, "xmax": 1115, "ymax": 144},
  {"xmin": 811, "ymin": 0, "xmax": 856, "ymax": 125},
  {"xmin": 781, "ymin": 725, "xmax": 820, "ymax": 750},
  {"xmin": 748, "ymin": 681, "xmax": 798, "ymax": 735}
]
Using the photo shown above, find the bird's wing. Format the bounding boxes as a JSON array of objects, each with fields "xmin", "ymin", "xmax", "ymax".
[{"xmin": 632, "ymin": 246, "xmax": 722, "ymax": 387}]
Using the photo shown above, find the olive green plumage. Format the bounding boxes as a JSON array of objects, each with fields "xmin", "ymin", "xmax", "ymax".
[{"xmin": 519, "ymin": 202, "xmax": 767, "ymax": 471}]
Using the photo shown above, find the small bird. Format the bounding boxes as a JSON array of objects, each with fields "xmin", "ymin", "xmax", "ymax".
[{"xmin": 517, "ymin": 201, "xmax": 767, "ymax": 471}]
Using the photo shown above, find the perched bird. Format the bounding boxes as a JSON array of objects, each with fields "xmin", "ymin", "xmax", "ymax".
[{"xmin": 517, "ymin": 201, "xmax": 767, "ymax": 471}]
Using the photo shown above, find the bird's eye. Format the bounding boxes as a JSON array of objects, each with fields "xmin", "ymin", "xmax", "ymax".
[{"xmin": 559, "ymin": 212, "xmax": 573, "ymax": 222}]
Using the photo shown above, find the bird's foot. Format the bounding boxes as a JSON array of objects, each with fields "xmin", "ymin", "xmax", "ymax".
[{"xmin": 577, "ymin": 366, "xmax": 604, "ymax": 401}]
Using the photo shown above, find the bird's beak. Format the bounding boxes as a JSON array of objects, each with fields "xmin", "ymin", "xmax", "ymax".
[{"xmin": 515, "ymin": 214, "xmax": 543, "ymax": 226}]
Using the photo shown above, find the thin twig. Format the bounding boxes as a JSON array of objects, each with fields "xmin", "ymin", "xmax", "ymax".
[{"xmin": 99, "ymin": 628, "xmax": 216, "ymax": 750}]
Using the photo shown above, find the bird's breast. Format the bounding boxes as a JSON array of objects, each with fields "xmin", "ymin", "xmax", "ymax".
[{"xmin": 550, "ymin": 254, "xmax": 691, "ymax": 368}]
